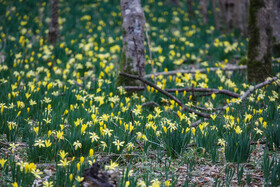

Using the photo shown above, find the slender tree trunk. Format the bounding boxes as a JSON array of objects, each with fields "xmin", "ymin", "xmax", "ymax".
[
  {"xmin": 247, "ymin": 0, "xmax": 273, "ymax": 83},
  {"xmin": 233, "ymin": 0, "xmax": 249, "ymax": 35},
  {"xmin": 271, "ymin": 0, "xmax": 280, "ymax": 43},
  {"xmin": 217, "ymin": 0, "xmax": 227, "ymax": 30},
  {"xmin": 48, "ymin": 0, "xmax": 59, "ymax": 45},
  {"xmin": 187, "ymin": 0, "xmax": 194, "ymax": 19},
  {"xmin": 211, "ymin": 0, "xmax": 221, "ymax": 29},
  {"xmin": 200, "ymin": 0, "xmax": 208, "ymax": 24},
  {"xmin": 170, "ymin": 0, "xmax": 179, "ymax": 6},
  {"xmin": 117, "ymin": 0, "xmax": 146, "ymax": 86},
  {"xmin": 271, "ymin": 0, "xmax": 280, "ymax": 56},
  {"xmin": 225, "ymin": 0, "xmax": 235, "ymax": 29}
]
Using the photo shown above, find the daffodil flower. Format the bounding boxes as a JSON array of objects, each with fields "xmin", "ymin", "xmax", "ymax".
[{"xmin": 112, "ymin": 139, "xmax": 125, "ymax": 151}]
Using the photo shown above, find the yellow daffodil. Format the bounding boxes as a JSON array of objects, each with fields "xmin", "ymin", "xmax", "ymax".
[
  {"xmin": 0, "ymin": 158, "xmax": 7, "ymax": 167},
  {"xmin": 112, "ymin": 139, "xmax": 125, "ymax": 151},
  {"xmin": 34, "ymin": 139, "xmax": 45, "ymax": 148},
  {"xmin": 235, "ymin": 126, "xmax": 242, "ymax": 134},
  {"xmin": 58, "ymin": 158, "xmax": 70, "ymax": 168},
  {"xmin": 75, "ymin": 176, "xmax": 84, "ymax": 183},
  {"xmin": 105, "ymin": 160, "xmax": 118, "ymax": 170}
]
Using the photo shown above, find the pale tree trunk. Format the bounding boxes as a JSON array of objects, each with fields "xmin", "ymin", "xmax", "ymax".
[
  {"xmin": 117, "ymin": 0, "xmax": 146, "ymax": 86},
  {"xmin": 247, "ymin": 0, "xmax": 273, "ymax": 83},
  {"xmin": 48, "ymin": 0, "xmax": 59, "ymax": 45}
]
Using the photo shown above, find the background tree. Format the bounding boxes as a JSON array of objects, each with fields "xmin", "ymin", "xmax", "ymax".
[
  {"xmin": 271, "ymin": 0, "xmax": 280, "ymax": 56},
  {"xmin": 200, "ymin": 0, "xmax": 209, "ymax": 24},
  {"xmin": 247, "ymin": 0, "xmax": 273, "ymax": 83},
  {"xmin": 117, "ymin": 0, "xmax": 146, "ymax": 86},
  {"xmin": 233, "ymin": 0, "xmax": 249, "ymax": 35},
  {"xmin": 48, "ymin": 0, "xmax": 59, "ymax": 45},
  {"xmin": 187, "ymin": 0, "xmax": 194, "ymax": 19}
]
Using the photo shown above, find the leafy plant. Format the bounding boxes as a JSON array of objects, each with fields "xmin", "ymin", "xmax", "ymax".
[
  {"xmin": 224, "ymin": 165, "xmax": 235, "ymax": 186},
  {"xmin": 265, "ymin": 123, "xmax": 280, "ymax": 149},
  {"xmin": 237, "ymin": 163, "xmax": 244, "ymax": 185},
  {"xmin": 162, "ymin": 126, "xmax": 191, "ymax": 158},
  {"xmin": 225, "ymin": 132, "xmax": 251, "ymax": 163}
]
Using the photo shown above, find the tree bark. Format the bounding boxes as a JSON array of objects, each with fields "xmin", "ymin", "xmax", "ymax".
[
  {"xmin": 247, "ymin": 0, "xmax": 273, "ymax": 83},
  {"xmin": 48, "ymin": 0, "xmax": 59, "ymax": 45},
  {"xmin": 187, "ymin": 0, "xmax": 194, "ymax": 19},
  {"xmin": 200, "ymin": 0, "xmax": 209, "ymax": 24},
  {"xmin": 233, "ymin": 0, "xmax": 249, "ymax": 35},
  {"xmin": 170, "ymin": 0, "xmax": 179, "ymax": 6},
  {"xmin": 211, "ymin": 0, "xmax": 220, "ymax": 29},
  {"xmin": 117, "ymin": 0, "xmax": 146, "ymax": 86},
  {"xmin": 271, "ymin": 0, "xmax": 280, "ymax": 49}
]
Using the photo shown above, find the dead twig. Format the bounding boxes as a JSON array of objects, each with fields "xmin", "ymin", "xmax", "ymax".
[
  {"xmin": 191, "ymin": 77, "xmax": 278, "ymax": 127},
  {"xmin": 240, "ymin": 77, "xmax": 278, "ymax": 101},
  {"xmin": 145, "ymin": 63, "xmax": 280, "ymax": 79},
  {"xmin": 124, "ymin": 86, "xmax": 145, "ymax": 91},
  {"xmin": 251, "ymin": 141, "xmax": 266, "ymax": 145},
  {"xmin": 144, "ymin": 65, "xmax": 247, "ymax": 78},
  {"xmin": 119, "ymin": 72, "xmax": 210, "ymax": 118},
  {"xmin": 192, "ymin": 105, "xmax": 224, "ymax": 111},
  {"xmin": 196, "ymin": 92, "xmax": 214, "ymax": 97},
  {"xmin": 124, "ymin": 86, "xmax": 239, "ymax": 98},
  {"xmin": 141, "ymin": 101, "xmax": 159, "ymax": 108},
  {"xmin": 73, "ymin": 80, "xmax": 83, "ymax": 87},
  {"xmin": 187, "ymin": 141, "xmax": 266, "ymax": 148},
  {"xmin": 166, "ymin": 87, "xmax": 240, "ymax": 98},
  {"xmin": 191, "ymin": 119, "xmax": 202, "ymax": 127},
  {"xmin": 36, "ymin": 163, "xmax": 56, "ymax": 168}
]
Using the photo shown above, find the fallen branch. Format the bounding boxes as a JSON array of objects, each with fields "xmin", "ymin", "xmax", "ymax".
[
  {"xmin": 124, "ymin": 86, "xmax": 239, "ymax": 98},
  {"xmin": 192, "ymin": 105, "xmax": 224, "ymax": 111},
  {"xmin": 145, "ymin": 62, "xmax": 280, "ymax": 79},
  {"xmin": 36, "ymin": 163, "xmax": 56, "ymax": 168},
  {"xmin": 144, "ymin": 65, "xmax": 247, "ymax": 78},
  {"xmin": 187, "ymin": 140, "xmax": 266, "ymax": 148},
  {"xmin": 191, "ymin": 119, "xmax": 202, "ymax": 127},
  {"xmin": 141, "ymin": 101, "xmax": 159, "ymax": 108},
  {"xmin": 73, "ymin": 80, "xmax": 83, "ymax": 87},
  {"xmin": 240, "ymin": 77, "xmax": 277, "ymax": 101},
  {"xmin": 166, "ymin": 87, "xmax": 240, "ymax": 98},
  {"xmin": 124, "ymin": 86, "xmax": 145, "ymax": 91},
  {"xmin": 119, "ymin": 72, "xmax": 210, "ymax": 118},
  {"xmin": 190, "ymin": 77, "xmax": 278, "ymax": 128},
  {"xmin": 220, "ymin": 76, "xmax": 278, "ymax": 113},
  {"xmin": 196, "ymin": 92, "xmax": 214, "ymax": 97}
]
